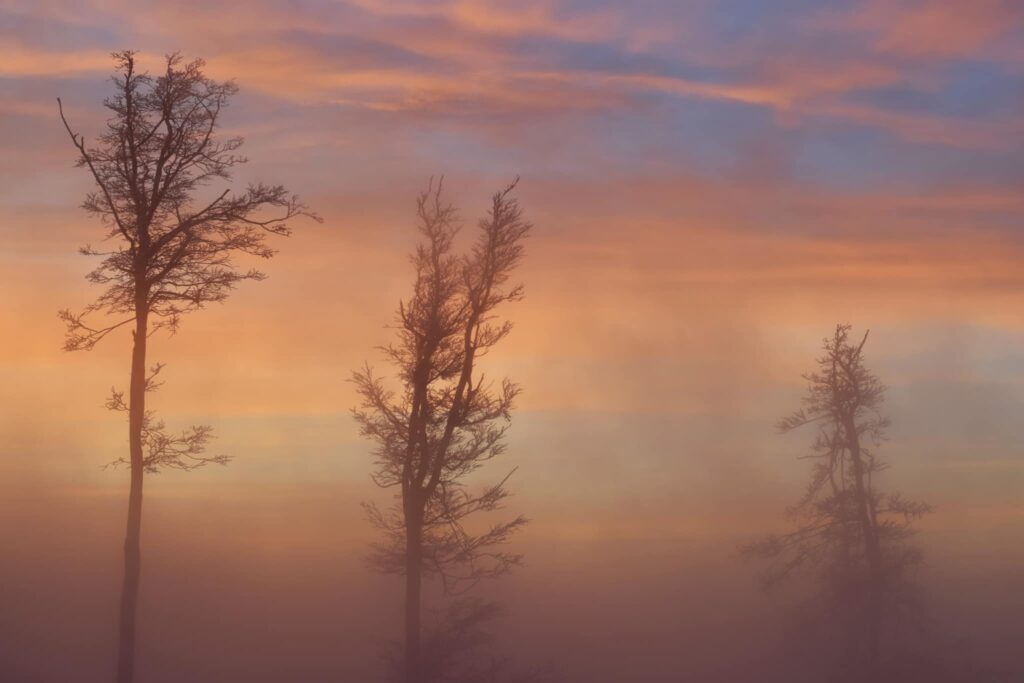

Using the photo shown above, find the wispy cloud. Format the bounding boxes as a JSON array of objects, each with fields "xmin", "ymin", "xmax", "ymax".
[{"xmin": 3, "ymin": 0, "xmax": 1024, "ymax": 509}]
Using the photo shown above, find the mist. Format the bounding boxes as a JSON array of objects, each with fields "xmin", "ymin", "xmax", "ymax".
[
  {"xmin": 3, "ymin": 2, "xmax": 1024, "ymax": 682},
  {"xmin": 2, "ymin": 480, "xmax": 1020, "ymax": 682}
]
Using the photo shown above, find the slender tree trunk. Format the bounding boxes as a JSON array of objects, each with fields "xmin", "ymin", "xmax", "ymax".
[
  {"xmin": 835, "ymin": 492, "xmax": 858, "ymax": 676},
  {"xmin": 117, "ymin": 305, "xmax": 148, "ymax": 683},
  {"xmin": 404, "ymin": 513, "xmax": 423, "ymax": 683},
  {"xmin": 845, "ymin": 418, "xmax": 883, "ymax": 677}
]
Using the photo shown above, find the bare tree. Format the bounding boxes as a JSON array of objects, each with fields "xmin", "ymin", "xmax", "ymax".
[
  {"xmin": 352, "ymin": 178, "xmax": 531, "ymax": 683},
  {"xmin": 58, "ymin": 51, "xmax": 317, "ymax": 683},
  {"xmin": 744, "ymin": 324, "xmax": 931, "ymax": 680}
]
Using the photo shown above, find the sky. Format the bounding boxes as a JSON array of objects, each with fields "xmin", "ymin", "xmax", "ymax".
[{"xmin": 1, "ymin": 1, "xmax": 1023, "ymax": 681}]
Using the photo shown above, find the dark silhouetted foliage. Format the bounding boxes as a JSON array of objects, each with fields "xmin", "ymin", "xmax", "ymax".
[
  {"xmin": 58, "ymin": 50, "xmax": 317, "ymax": 683},
  {"xmin": 353, "ymin": 178, "xmax": 531, "ymax": 682},
  {"xmin": 744, "ymin": 324, "xmax": 931, "ymax": 681}
]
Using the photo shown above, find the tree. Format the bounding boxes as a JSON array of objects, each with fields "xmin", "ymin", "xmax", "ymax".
[
  {"xmin": 352, "ymin": 178, "xmax": 531, "ymax": 683},
  {"xmin": 744, "ymin": 324, "xmax": 931, "ymax": 681},
  {"xmin": 58, "ymin": 51, "xmax": 317, "ymax": 683}
]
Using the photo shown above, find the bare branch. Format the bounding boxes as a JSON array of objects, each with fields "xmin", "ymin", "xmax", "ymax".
[{"xmin": 353, "ymin": 178, "xmax": 532, "ymax": 647}]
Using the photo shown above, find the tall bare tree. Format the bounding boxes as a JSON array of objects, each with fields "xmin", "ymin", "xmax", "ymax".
[
  {"xmin": 352, "ymin": 178, "xmax": 531, "ymax": 683},
  {"xmin": 744, "ymin": 324, "xmax": 931, "ymax": 680},
  {"xmin": 58, "ymin": 51, "xmax": 317, "ymax": 683}
]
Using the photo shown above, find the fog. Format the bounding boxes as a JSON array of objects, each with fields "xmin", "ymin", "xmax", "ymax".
[
  {"xmin": 3, "ymin": 3, "xmax": 1024, "ymax": 682},
  {"xmin": 2, "ymin": 480, "xmax": 1020, "ymax": 682}
]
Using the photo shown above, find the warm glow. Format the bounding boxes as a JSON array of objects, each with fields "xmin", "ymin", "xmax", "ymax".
[{"xmin": 1, "ymin": 2, "xmax": 1022, "ymax": 682}]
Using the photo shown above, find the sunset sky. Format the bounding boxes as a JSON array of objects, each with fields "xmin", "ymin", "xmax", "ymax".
[{"xmin": 1, "ymin": 2, "xmax": 1023, "ymax": 680}]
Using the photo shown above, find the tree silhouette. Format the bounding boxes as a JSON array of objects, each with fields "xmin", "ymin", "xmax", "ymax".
[
  {"xmin": 58, "ymin": 50, "xmax": 317, "ymax": 683},
  {"xmin": 744, "ymin": 324, "xmax": 931, "ymax": 681},
  {"xmin": 353, "ymin": 178, "xmax": 531, "ymax": 683}
]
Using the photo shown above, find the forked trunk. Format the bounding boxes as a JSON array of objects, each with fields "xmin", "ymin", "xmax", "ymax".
[{"xmin": 116, "ymin": 307, "xmax": 148, "ymax": 683}]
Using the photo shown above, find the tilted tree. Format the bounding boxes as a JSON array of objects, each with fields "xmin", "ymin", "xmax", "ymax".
[
  {"xmin": 58, "ymin": 51, "xmax": 317, "ymax": 683},
  {"xmin": 744, "ymin": 324, "xmax": 931, "ymax": 680},
  {"xmin": 352, "ymin": 178, "xmax": 531, "ymax": 683}
]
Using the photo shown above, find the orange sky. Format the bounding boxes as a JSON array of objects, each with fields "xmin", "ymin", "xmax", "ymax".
[
  {"xmin": 3, "ymin": 4, "xmax": 1024, "ymax": 682},
  {"xmin": 1, "ymin": 0, "xmax": 1023, "ymax": 552}
]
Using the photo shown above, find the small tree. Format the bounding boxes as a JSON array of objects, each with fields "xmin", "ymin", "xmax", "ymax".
[
  {"xmin": 352, "ymin": 178, "xmax": 531, "ymax": 683},
  {"xmin": 58, "ymin": 51, "xmax": 317, "ymax": 683},
  {"xmin": 744, "ymin": 324, "xmax": 931, "ymax": 680}
]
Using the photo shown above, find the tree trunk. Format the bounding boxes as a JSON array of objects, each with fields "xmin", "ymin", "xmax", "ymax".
[
  {"xmin": 404, "ymin": 513, "xmax": 423, "ymax": 683},
  {"xmin": 116, "ymin": 307, "xmax": 148, "ymax": 683},
  {"xmin": 845, "ymin": 418, "xmax": 883, "ymax": 677}
]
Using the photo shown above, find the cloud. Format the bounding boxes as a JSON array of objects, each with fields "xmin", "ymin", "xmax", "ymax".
[
  {"xmin": 342, "ymin": 0, "xmax": 621, "ymax": 42},
  {"xmin": 4, "ymin": 0, "xmax": 1022, "ymax": 153},
  {"xmin": 0, "ymin": 41, "xmax": 111, "ymax": 77},
  {"xmin": 815, "ymin": 0, "xmax": 1024, "ymax": 61},
  {"xmin": 4, "ymin": 0, "xmax": 1024, "ymax": 530}
]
